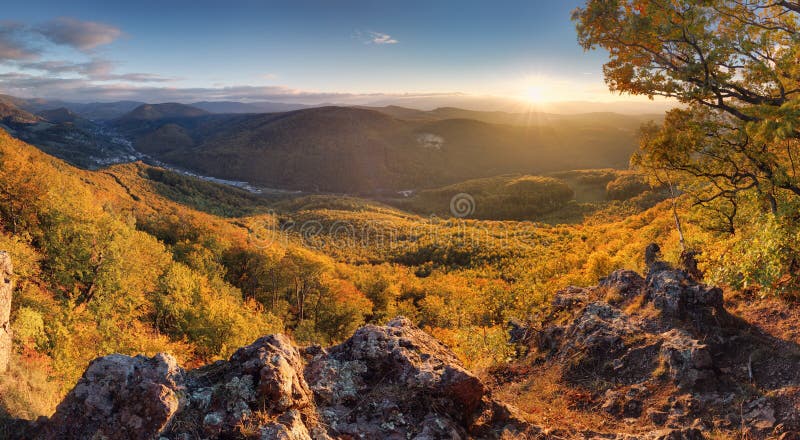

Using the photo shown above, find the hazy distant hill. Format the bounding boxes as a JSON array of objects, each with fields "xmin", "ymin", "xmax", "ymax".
[
  {"xmin": 191, "ymin": 101, "xmax": 313, "ymax": 114},
  {"xmin": 37, "ymin": 107, "xmax": 84, "ymax": 124},
  {"xmin": 118, "ymin": 103, "xmax": 210, "ymax": 121},
  {"xmin": 112, "ymin": 105, "xmax": 650, "ymax": 193},
  {"xmin": 364, "ymin": 105, "xmax": 662, "ymax": 127},
  {"xmin": 0, "ymin": 97, "xmax": 138, "ymax": 167},
  {"xmin": 0, "ymin": 95, "xmax": 145, "ymax": 121},
  {"xmin": 63, "ymin": 101, "xmax": 146, "ymax": 120},
  {"xmin": 0, "ymin": 97, "xmax": 40, "ymax": 124}
]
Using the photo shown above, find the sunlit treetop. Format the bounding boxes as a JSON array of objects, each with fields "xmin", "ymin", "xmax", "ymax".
[{"xmin": 573, "ymin": 0, "xmax": 800, "ymax": 123}]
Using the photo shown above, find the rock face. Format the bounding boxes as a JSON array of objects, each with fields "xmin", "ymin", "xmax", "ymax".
[
  {"xmin": 163, "ymin": 333, "xmax": 323, "ymax": 439},
  {"xmin": 513, "ymin": 248, "xmax": 800, "ymax": 439},
  {"xmin": 23, "ymin": 319, "xmax": 539, "ymax": 440},
  {"xmin": 40, "ymin": 353, "xmax": 183, "ymax": 440},
  {"xmin": 305, "ymin": 317, "xmax": 534, "ymax": 439},
  {"xmin": 645, "ymin": 265, "xmax": 724, "ymax": 323},
  {"xmin": 538, "ymin": 266, "xmax": 727, "ymax": 390},
  {"xmin": 0, "ymin": 252, "xmax": 12, "ymax": 373}
]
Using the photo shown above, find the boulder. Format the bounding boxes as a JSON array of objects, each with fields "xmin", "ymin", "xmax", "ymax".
[
  {"xmin": 601, "ymin": 387, "xmax": 645, "ymax": 418},
  {"xmin": 556, "ymin": 302, "xmax": 639, "ymax": 380},
  {"xmin": 164, "ymin": 333, "xmax": 319, "ymax": 439},
  {"xmin": 658, "ymin": 329, "xmax": 715, "ymax": 390},
  {"xmin": 551, "ymin": 286, "xmax": 590, "ymax": 312},
  {"xmin": 21, "ymin": 319, "xmax": 539, "ymax": 440},
  {"xmin": 599, "ymin": 269, "xmax": 645, "ymax": 298},
  {"xmin": 40, "ymin": 353, "xmax": 183, "ymax": 440},
  {"xmin": 645, "ymin": 267, "xmax": 723, "ymax": 322},
  {"xmin": 305, "ymin": 317, "xmax": 537, "ymax": 439}
]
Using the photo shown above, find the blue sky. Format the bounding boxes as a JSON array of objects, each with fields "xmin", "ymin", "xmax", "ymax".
[{"xmin": 0, "ymin": 0, "xmax": 668, "ymax": 110}]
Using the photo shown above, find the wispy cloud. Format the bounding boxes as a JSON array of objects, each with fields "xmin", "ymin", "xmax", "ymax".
[
  {"xmin": 18, "ymin": 58, "xmax": 173, "ymax": 82},
  {"xmin": 0, "ymin": 18, "xmax": 173, "ymax": 88},
  {"xmin": 355, "ymin": 30, "xmax": 398, "ymax": 45},
  {"xmin": 35, "ymin": 17, "xmax": 122, "ymax": 52},
  {"xmin": 0, "ymin": 21, "xmax": 40, "ymax": 61}
]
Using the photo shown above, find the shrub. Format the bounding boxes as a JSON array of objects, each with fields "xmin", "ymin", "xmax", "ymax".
[{"xmin": 606, "ymin": 174, "xmax": 650, "ymax": 201}]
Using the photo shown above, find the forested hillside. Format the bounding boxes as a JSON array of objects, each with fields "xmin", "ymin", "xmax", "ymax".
[
  {"xmin": 2, "ymin": 113, "xmax": 797, "ymax": 430},
  {"xmin": 110, "ymin": 105, "xmax": 650, "ymax": 193},
  {"xmin": 0, "ymin": 127, "xmax": 665, "ymax": 418}
]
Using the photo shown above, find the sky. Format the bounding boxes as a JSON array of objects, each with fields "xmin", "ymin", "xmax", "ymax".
[{"xmin": 0, "ymin": 0, "xmax": 672, "ymax": 112}]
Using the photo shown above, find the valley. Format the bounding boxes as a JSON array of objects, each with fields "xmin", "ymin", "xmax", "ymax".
[{"xmin": 0, "ymin": 95, "xmax": 658, "ymax": 198}]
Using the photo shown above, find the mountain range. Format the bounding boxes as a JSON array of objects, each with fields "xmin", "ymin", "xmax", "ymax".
[{"xmin": 0, "ymin": 95, "xmax": 661, "ymax": 193}]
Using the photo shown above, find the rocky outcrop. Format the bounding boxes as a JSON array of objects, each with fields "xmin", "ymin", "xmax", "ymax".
[
  {"xmin": 40, "ymin": 353, "xmax": 183, "ymax": 440},
  {"xmin": 599, "ymin": 269, "xmax": 645, "ymax": 298},
  {"xmin": 510, "ymin": 246, "xmax": 800, "ymax": 439},
  {"xmin": 305, "ymin": 317, "xmax": 535, "ymax": 439},
  {"xmin": 20, "ymin": 318, "xmax": 539, "ymax": 440},
  {"xmin": 9, "ymin": 245, "xmax": 800, "ymax": 439},
  {"xmin": 537, "ymin": 265, "xmax": 727, "ymax": 390},
  {"xmin": 163, "ymin": 333, "xmax": 322, "ymax": 440},
  {"xmin": 645, "ymin": 265, "xmax": 724, "ymax": 323},
  {"xmin": 0, "ymin": 252, "xmax": 12, "ymax": 373},
  {"xmin": 658, "ymin": 329, "xmax": 714, "ymax": 390}
]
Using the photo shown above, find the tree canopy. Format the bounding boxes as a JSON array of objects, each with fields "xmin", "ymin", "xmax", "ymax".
[{"xmin": 574, "ymin": 0, "xmax": 800, "ymax": 226}]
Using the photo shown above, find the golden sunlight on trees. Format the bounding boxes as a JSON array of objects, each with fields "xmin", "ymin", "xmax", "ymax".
[{"xmin": 574, "ymin": 0, "xmax": 800, "ymax": 293}]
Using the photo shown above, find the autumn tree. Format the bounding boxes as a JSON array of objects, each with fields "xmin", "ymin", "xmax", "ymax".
[
  {"xmin": 574, "ymin": 0, "xmax": 800, "ymax": 226},
  {"xmin": 277, "ymin": 248, "xmax": 328, "ymax": 323}
]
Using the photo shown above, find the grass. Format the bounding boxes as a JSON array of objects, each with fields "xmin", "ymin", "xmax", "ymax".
[
  {"xmin": 0, "ymin": 350, "xmax": 64, "ymax": 421},
  {"xmin": 494, "ymin": 365, "xmax": 612, "ymax": 434}
]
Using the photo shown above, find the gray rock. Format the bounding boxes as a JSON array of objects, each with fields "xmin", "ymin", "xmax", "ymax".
[
  {"xmin": 0, "ymin": 251, "xmax": 12, "ymax": 373},
  {"xmin": 40, "ymin": 353, "xmax": 183, "ymax": 440},
  {"xmin": 659, "ymin": 329, "xmax": 715, "ymax": 390}
]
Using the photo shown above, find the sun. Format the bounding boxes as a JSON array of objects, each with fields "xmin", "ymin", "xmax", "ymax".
[{"xmin": 523, "ymin": 85, "xmax": 546, "ymax": 104}]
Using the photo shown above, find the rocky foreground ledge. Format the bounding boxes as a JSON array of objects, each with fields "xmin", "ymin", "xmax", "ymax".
[
  {"xmin": 12, "ymin": 317, "xmax": 537, "ymax": 440},
  {"xmin": 8, "ymin": 248, "xmax": 800, "ymax": 439},
  {"xmin": 506, "ymin": 249, "xmax": 800, "ymax": 440}
]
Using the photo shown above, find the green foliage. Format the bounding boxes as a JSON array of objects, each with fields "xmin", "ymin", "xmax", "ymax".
[
  {"xmin": 401, "ymin": 174, "xmax": 575, "ymax": 220},
  {"xmin": 155, "ymin": 262, "xmax": 281, "ymax": 359},
  {"xmin": 12, "ymin": 307, "xmax": 46, "ymax": 349},
  {"xmin": 575, "ymin": 0, "xmax": 800, "ymax": 298},
  {"xmin": 606, "ymin": 174, "xmax": 651, "ymax": 201},
  {"xmin": 700, "ymin": 197, "xmax": 800, "ymax": 299},
  {"xmin": 144, "ymin": 167, "xmax": 274, "ymax": 217}
]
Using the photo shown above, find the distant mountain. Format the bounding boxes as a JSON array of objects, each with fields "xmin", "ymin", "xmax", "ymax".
[
  {"xmin": 111, "ymin": 105, "xmax": 649, "ymax": 193},
  {"xmin": 0, "ymin": 96, "xmax": 138, "ymax": 168},
  {"xmin": 365, "ymin": 105, "xmax": 662, "ymax": 127},
  {"xmin": 37, "ymin": 107, "xmax": 84, "ymax": 124},
  {"xmin": 364, "ymin": 94, "xmax": 676, "ymax": 115},
  {"xmin": 118, "ymin": 103, "xmax": 209, "ymax": 121},
  {"xmin": 64, "ymin": 101, "xmax": 146, "ymax": 121},
  {"xmin": 0, "ymin": 93, "xmax": 657, "ymax": 193},
  {"xmin": 0, "ymin": 97, "xmax": 40, "ymax": 124},
  {"xmin": 191, "ymin": 101, "xmax": 313, "ymax": 114},
  {"xmin": 0, "ymin": 95, "xmax": 145, "ymax": 121}
]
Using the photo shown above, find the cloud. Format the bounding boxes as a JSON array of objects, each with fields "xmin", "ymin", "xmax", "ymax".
[
  {"xmin": 0, "ymin": 73, "xmax": 467, "ymax": 106},
  {"xmin": 0, "ymin": 16, "xmax": 168, "ymax": 85},
  {"xmin": 18, "ymin": 58, "xmax": 173, "ymax": 82},
  {"xmin": 36, "ymin": 17, "xmax": 122, "ymax": 51},
  {"xmin": 0, "ymin": 21, "xmax": 40, "ymax": 61},
  {"xmin": 356, "ymin": 31, "xmax": 398, "ymax": 45}
]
